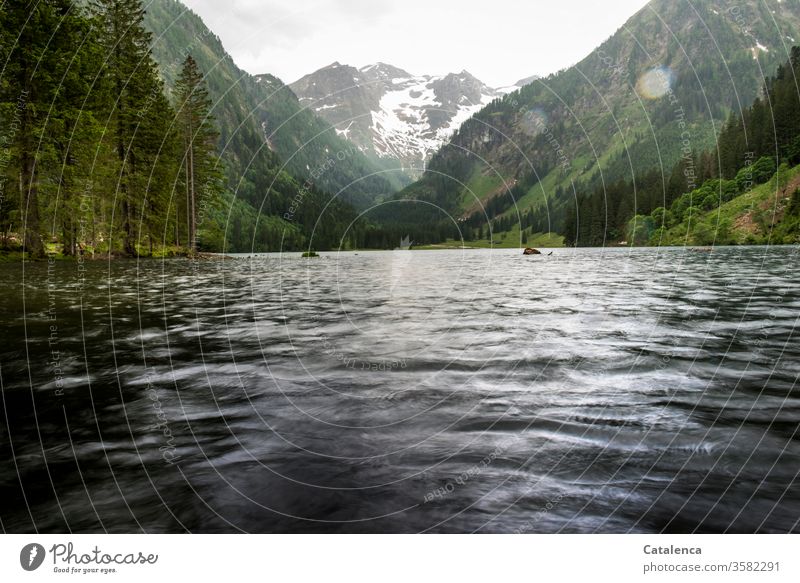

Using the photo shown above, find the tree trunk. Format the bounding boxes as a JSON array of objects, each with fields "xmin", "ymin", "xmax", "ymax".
[
  {"xmin": 184, "ymin": 113, "xmax": 196, "ymax": 256},
  {"xmin": 189, "ymin": 136, "xmax": 196, "ymax": 254},
  {"xmin": 122, "ymin": 198, "xmax": 136, "ymax": 256},
  {"xmin": 62, "ymin": 223, "xmax": 70, "ymax": 256},
  {"xmin": 184, "ymin": 142, "xmax": 190, "ymax": 253},
  {"xmin": 21, "ymin": 149, "xmax": 44, "ymax": 258},
  {"xmin": 62, "ymin": 218, "xmax": 75, "ymax": 256}
]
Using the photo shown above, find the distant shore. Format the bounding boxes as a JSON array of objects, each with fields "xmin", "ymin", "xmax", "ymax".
[{"xmin": 4, "ymin": 241, "xmax": 798, "ymax": 262}]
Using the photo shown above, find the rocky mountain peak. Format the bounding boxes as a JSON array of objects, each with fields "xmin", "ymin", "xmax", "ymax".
[{"xmin": 290, "ymin": 62, "xmax": 533, "ymax": 176}]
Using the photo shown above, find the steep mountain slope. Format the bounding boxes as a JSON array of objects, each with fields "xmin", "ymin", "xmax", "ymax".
[
  {"xmin": 142, "ymin": 0, "xmax": 403, "ymax": 213},
  {"xmin": 565, "ymin": 45, "xmax": 800, "ymax": 247},
  {"xmin": 391, "ymin": 0, "xmax": 800, "ymax": 237},
  {"xmin": 290, "ymin": 62, "xmax": 529, "ymax": 176}
]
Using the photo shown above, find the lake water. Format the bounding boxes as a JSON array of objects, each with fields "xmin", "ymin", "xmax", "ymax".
[{"xmin": 1, "ymin": 246, "xmax": 799, "ymax": 533}]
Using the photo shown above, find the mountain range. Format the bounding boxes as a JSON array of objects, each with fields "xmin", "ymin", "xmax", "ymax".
[
  {"xmin": 290, "ymin": 63, "xmax": 533, "ymax": 176},
  {"xmin": 142, "ymin": 0, "xmax": 405, "ymax": 220},
  {"xmin": 143, "ymin": 0, "xmax": 800, "ymax": 249}
]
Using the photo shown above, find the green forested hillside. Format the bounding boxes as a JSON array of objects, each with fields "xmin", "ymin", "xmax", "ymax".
[
  {"xmin": 567, "ymin": 46, "xmax": 800, "ymax": 247},
  {"xmin": 387, "ymin": 0, "xmax": 800, "ymax": 245}
]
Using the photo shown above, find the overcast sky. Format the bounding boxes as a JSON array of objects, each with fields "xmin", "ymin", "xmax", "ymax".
[{"xmin": 180, "ymin": 0, "xmax": 651, "ymax": 87}]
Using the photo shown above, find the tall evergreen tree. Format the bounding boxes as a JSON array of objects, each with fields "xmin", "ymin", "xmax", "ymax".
[
  {"xmin": 174, "ymin": 54, "xmax": 222, "ymax": 254},
  {"xmin": 90, "ymin": 0, "xmax": 178, "ymax": 256},
  {"xmin": 46, "ymin": 4, "xmax": 108, "ymax": 257}
]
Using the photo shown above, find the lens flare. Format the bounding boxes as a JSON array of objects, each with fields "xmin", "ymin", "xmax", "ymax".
[
  {"xmin": 520, "ymin": 107, "xmax": 549, "ymax": 137},
  {"xmin": 636, "ymin": 66, "xmax": 674, "ymax": 99}
]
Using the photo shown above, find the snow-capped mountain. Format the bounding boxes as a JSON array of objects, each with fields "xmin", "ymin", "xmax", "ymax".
[{"xmin": 289, "ymin": 62, "xmax": 533, "ymax": 175}]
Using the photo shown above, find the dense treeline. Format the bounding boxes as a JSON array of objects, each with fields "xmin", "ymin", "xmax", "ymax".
[
  {"xmin": 717, "ymin": 47, "xmax": 800, "ymax": 178},
  {"xmin": 0, "ymin": 0, "xmax": 223, "ymax": 257},
  {"xmin": 0, "ymin": 0, "xmax": 401, "ymax": 257},
  {"xmin": 563, "ymin": 47, "xmax": 800, "ymax": 246}
]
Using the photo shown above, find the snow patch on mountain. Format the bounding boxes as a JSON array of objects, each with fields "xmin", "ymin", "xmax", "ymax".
[{"xmin": 290, "ymin": 63, "xmax": 534, "ymax": 176}]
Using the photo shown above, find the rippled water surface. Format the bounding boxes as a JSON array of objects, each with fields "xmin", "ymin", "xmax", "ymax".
[{"xmin": 1, "ymin": 246, "xmax": 799, "ymax": 532}]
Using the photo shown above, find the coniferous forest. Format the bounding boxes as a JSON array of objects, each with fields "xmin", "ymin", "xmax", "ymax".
[
  {"xmin": 1, "ymin": 0, "xmax": 217, "ymax": 257},
  {"xmin": 0, "ymin": 0, "xmax": 399, "ymax": 258}
]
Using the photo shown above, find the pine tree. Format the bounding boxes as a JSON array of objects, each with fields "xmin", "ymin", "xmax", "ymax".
[
  {"xmin": 0, "ymin": 0, "xmax": 89, "ymax": 257},
  {"xmin": 174, "ymin": 55, "xmax": 222, "ymax": 254},
  {"xmin": 47, "ymin": 4, "xmax": 108, "ymax": 257},
  {"xmin": 90, "ymin": 0, "xmax": 178, "ymax": 256}
]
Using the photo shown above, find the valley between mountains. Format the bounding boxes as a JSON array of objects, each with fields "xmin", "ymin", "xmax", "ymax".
[{"xmin": 3, "ymin": 0, "xmax": 800, "ymax": 257}]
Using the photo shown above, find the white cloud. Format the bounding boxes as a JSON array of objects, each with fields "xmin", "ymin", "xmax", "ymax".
[{"xmin": 179, "ymin": 0, "xmax": 651, "ymax": 87}]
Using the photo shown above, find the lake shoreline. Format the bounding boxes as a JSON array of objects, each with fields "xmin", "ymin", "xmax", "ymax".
[{"xmin": 3, "ymin": 241, "xmax": 799, "ymax": 262}]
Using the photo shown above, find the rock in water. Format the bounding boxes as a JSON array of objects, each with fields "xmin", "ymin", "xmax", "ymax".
[{"xmin": 522, "ymin": 247, "xmax": 541, "ymax": 255}]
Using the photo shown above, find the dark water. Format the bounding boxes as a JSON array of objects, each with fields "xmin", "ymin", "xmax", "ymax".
[{"xmin": 1, "ymin": 246, "xmax": 799, "ymax": 533}]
